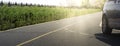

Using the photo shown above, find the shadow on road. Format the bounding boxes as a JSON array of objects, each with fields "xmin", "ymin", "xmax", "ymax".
[{"xmin": 95, "ymin": 33, "xmax": 120, "ymax": 46}]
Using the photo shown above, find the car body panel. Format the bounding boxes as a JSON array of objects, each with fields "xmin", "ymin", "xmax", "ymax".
[{"xmin": 103, "ymin": 0, "xmax": 120, "ymax": 29}]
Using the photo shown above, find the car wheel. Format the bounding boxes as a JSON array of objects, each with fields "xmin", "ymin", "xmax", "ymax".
[{"xmin": 102, "ymin": 15, "xmax": 112, "ymax": 35}]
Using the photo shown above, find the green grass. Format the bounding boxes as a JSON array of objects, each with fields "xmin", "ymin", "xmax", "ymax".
[{"xmin": 0, "ymin": 5, "xmax": 101, "ymax": 31}]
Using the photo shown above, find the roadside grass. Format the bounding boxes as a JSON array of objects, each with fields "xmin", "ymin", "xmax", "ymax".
[{"xmin": 0, "ymin": 5, "xmax": 101, "ymax": 31}]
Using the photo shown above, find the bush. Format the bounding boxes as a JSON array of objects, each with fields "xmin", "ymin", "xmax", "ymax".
[{"xmin": 0, "ymin": 5, "xmax": 100, "ymax": 31}]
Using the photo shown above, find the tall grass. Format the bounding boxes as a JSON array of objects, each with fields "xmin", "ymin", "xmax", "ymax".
[{"xmin": 0, "ymin": 5, "xmax": 100, "ymax": 31}]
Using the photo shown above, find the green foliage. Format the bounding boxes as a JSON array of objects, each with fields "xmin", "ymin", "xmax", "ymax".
[{"xmin": 0, "ymin": 5, "xmax": 100, "ymax": 31}]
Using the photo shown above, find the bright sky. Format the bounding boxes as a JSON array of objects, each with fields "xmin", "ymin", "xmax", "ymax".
[{"xmin": 0, "ymin": 0, "xmax": 83, "ymax": 6}]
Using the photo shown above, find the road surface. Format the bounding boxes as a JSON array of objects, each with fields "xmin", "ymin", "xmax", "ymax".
[{"xmin": 0, "ymin": 12, "xmax": 120, "ymax": 46}]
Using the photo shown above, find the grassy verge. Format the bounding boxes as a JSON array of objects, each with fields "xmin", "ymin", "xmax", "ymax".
[{"xmin": 0, "ymin": 5, "xmax": 101, "ymax": 31}]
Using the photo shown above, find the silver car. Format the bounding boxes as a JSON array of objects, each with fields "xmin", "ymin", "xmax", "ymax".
[{"xmin": 102, "ymin": 0, "xmax": 120, "ymax": 34}]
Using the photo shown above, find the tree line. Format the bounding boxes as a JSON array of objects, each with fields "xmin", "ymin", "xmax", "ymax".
[
  {"xmin": 0, "ymin": 1, "xmax": 57, "ymax": 7},
  {"xmin": 0, "ymin": 0, "xmax": 106, "ymax": 8}
]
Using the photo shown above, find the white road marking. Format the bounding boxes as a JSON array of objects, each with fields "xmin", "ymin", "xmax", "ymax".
[
  {"xmin": 16, "ymin": 23, "xmax": 78, "ymax": 46},
  {"xmin": 64, "ymin": 28, "xmax": 75, "ymax": 32}
]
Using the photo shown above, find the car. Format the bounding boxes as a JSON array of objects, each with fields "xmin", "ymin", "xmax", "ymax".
[{"xmin": 102, "ymin": 0, "xmax": 120, "ymax": 34}]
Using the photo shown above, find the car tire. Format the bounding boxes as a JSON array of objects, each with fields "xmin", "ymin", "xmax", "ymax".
[{"xmin": 102, "ymin": 15, "xmax": 112, "ymax": 35}]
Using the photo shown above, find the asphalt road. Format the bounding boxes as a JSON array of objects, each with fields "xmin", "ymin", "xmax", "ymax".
[{"xmin": 0, "ymin": 12, "xmax": 120, "ymax": 46}]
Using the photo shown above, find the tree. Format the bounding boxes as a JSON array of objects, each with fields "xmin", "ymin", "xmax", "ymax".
[
  {"xmin": 25, "ymin": 3, "xmax": 28, "ymax": 6},
  {"xmin": 0, "ymin": 1, "xmax": 4, "ymax": 6},
  {"xmin": 20, "ymin": 3, "xmax": 23, "ymax": 6},
  {"xmin": 82, "ymin": 0, "xmax": 90, "ymax": 8},
  {"xmin": 8, "ymin": 1, "xmax": 11, "ymax": 6},
  {"xmin": 93, "ymin": 0, "xmax": 106, "ymax": 8},
  {"xmin": 15, "ymin": 2, "xmax": 17, "ymax": 6},
  {"xmin": 30, "ymin": 3, "xmax": 32, "ymax": 6}
]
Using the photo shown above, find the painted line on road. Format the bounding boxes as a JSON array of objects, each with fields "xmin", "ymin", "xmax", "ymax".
[{"xmin": 16, "ymin": 23, "xmax": 76, "ymax": 46}]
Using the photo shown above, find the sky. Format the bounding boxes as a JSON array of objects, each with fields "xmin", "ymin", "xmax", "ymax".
[{"xmin": 0, "ymin": 0, "xmax": 83, "ymax": 6}]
